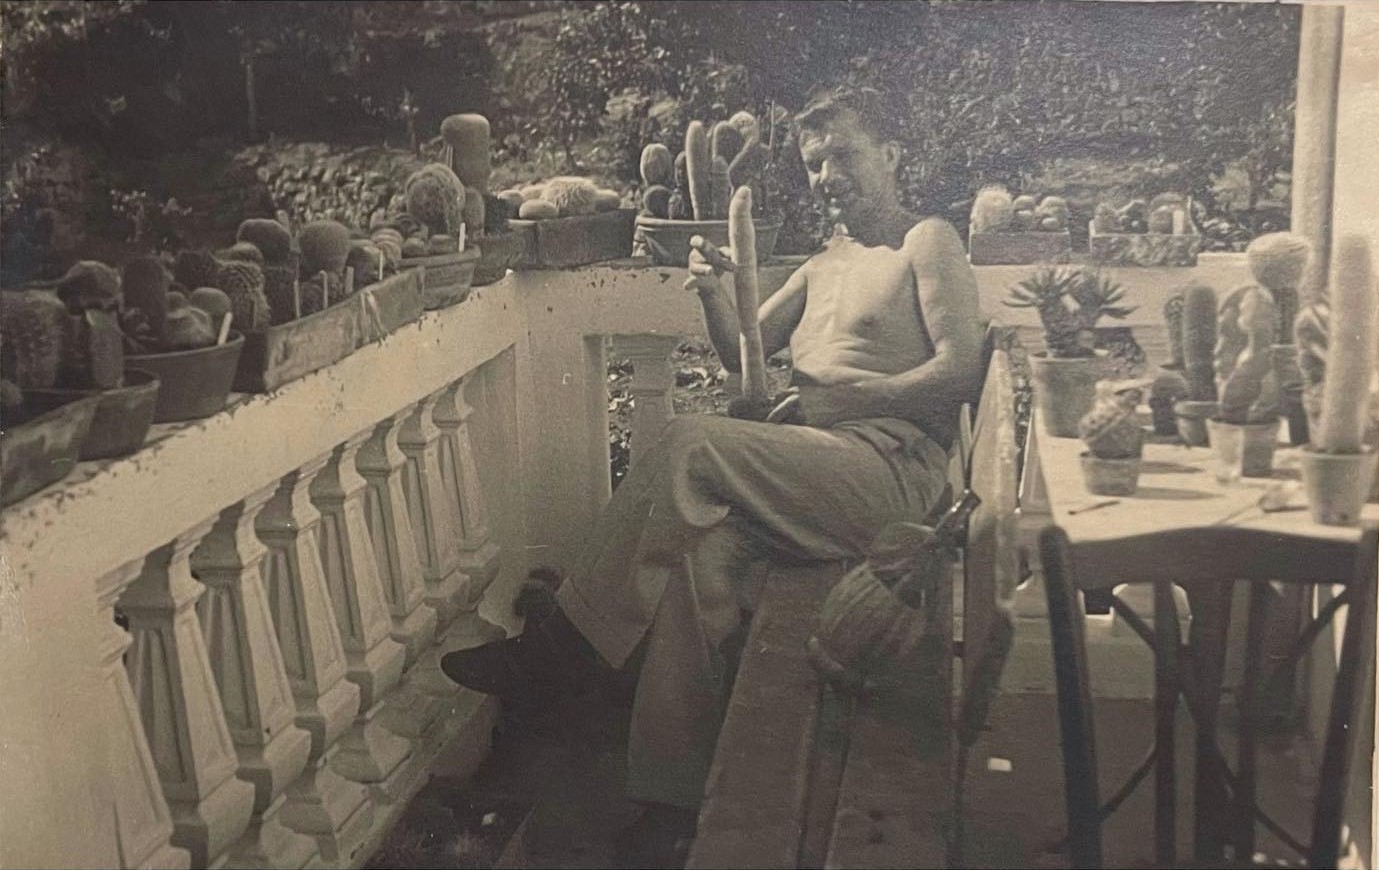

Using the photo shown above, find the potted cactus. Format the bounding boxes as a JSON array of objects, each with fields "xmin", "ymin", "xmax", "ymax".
[
  {"xmin": 1004, "ymin": 266, "xmax": 1135, "ymax": 437},
  {"xmin": 966, "ymin": 185, "xmax": 1072, "ymax": 265},
  {"xmin": 499, "ymin": 174, "xmax": 634, "ymax": 269},
  {"xmin": 1088, "ymin": 192, "xmax": 1201, "ymax": 267},
  {"xmin": 1208, "ymin": 284, "xmax": 1280, "ymax": 479},
  {"xmin": 1173, "ymin": 282, "xmax": 1219, "ymax": 446},
  {"xmin": 1245, "ymin": 232, "xmax": 1311, "ymax": 445},
  {"xmin": 1078, "ymin": 380, "xmax": 1147, "ymax": 496},
  {"xmin": 394, "ymin": 162, "xmax": 481, "ymax": 308},
  {"xmin": 1296, "ymin": 234, "xmax": 1378, "ymax": 526},
  {"xmin": 634, "ymin": 113, "xmax": 782, "ymax": 266},
  {"xmin": 1148, "ymin": 289, "xmax": 1190, "ymax": 435},
  {"xmin": 439, "ymin": 113, "xmax": 529, "ymax": 284}
]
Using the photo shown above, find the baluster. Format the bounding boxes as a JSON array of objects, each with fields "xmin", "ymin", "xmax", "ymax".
[
  {"xmin": 192, "ymin": 490, "xmax": 321, "ymax": 869},
  {"xmin": 95, "ymin": 561, "xmax": 190, "ymax": 870},
  {"xmin": 358, "ymin": 410, "xmax": 453, "ymax": 740},
  {"xmin": 621, "ymin": 334, "xmax": 681, "ymax": 468},
  {"xmin": 398, "ymin": 390, "xmax": 464, "ymax": 630},
  {"xmin": 310, "ymin": 435, "xmax": 413, "ymax": 803},
  {"xmin": 257, "ymin": 463, "xmax": 374, "ymax": 865},
  {"xmin": 357, "ymin": 410, "xmax": 438, "ymax": 665},
  {"xmin": 434, "ymin": 377, "xmax": 505, "ymax": 648},
  {"xmin": 119, "ymin": 525, "xmax": 256, "ymax": 869}
]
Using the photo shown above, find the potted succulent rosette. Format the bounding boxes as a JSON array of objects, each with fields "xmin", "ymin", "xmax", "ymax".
[
  {"xmin": 1078, "ymin": 379, "xmax": 1149, "ymax": 496},
  {"xmin": 1004, "ymin": 266, "xmax": 1135, "ymax": 437}
]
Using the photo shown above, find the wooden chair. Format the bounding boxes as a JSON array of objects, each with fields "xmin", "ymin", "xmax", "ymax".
[{"xmin": 1038, "ymin": 523, "xmax": 1378, "ymax": 869}]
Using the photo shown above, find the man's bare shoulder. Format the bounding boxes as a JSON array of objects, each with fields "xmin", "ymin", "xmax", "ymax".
[{"xmin": 902, "ymin": 216, "xmax": 965, "ymax": 258}]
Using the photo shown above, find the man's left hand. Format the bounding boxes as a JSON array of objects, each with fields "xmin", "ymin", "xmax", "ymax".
[{"xmin": 779, "ymin": 384, "xmax": 863, "ymax": 428}]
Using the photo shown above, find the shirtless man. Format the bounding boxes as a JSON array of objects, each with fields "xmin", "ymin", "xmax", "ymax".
[{"xmin": 443, "ymin": 85, "xmax": 984, "ymax": 859}]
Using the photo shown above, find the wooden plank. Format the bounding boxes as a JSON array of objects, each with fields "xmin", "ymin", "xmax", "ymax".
[
  {"xmin": 963, "ymin": 346, "xmax": 1021, "ymax": 689},
  {"xmin": 823, "ymin": 580, "xmax": 954, "ymax": 870},
  {"xmin": 688, "ymin": 562, "xmax": 845, "ymax": 870}
]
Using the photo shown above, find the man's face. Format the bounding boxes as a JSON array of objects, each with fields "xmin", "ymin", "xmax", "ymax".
[{"xmin": 798, "ymin": 111, "xmax": 900, "ymax": 227}]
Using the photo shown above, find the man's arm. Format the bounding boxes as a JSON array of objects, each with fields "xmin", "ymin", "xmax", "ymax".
[
  {"xmin": 796, "ymin": 218, "xmax": 984, "ymax": 430},
  {"xmin": 686, "ymin": 248, "xmax": 807, "ymax": 373}
]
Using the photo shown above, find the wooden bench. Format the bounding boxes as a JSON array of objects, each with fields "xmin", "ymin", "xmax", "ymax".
[{"xmin": 689, "ymin": 327, "xmax": 1023, "ymax": 869}]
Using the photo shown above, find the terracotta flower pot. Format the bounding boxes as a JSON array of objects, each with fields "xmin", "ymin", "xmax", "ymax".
[
  {"xmin": 634, "ymin": 215, "xmax": 782, "ymax": 267},
  {"xmin": 1207, "ymin": 417, "xmax": 1279, "ymax": 481},
  {"xmin": 1173, "ymin": 399, "xmax": 1218, "ymax": 447},
  {"xmin": 1079, "ymin": 453, "xmax": 1141, "ymax": 496},
  {"xmin": 125, "ymin": 333, "xmax": 245, "ymax": 423},
  {"xmin": 1299, "ymin": 446, "xmax": 1379, "ymax": 526},
  {"xmin": 1030, "ymin": 351, "xmax": 1107, "ymax": 438}
]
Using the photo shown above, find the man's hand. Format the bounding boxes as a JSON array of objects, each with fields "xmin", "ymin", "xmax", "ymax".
[
  {"xmin": 684, "ymin": 240, "xmax": 733, "ymax": 298},
  {"xmin": 789, "ymin": 384, "xmax": 864, "ymax": 428}
]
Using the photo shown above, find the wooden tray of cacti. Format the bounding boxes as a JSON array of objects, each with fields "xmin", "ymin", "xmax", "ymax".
[
  {"xmin": 0, "ymin": 388, "xmax": 102, "ymax": 508},
  {"xmin": 496, "ymin": 177, "xmax": 633, "ymax": 269},
  {"xmin": 1087, "ymin": 194, "xmax": 1201, "ymax": 267},
  {"xmin": 967, "ymin": 187, "xmax": 1072, "ymax": 265}
]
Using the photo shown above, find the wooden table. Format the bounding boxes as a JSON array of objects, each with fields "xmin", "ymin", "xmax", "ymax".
[{"xmin": 1020, "ymin": 409, "xmax": 1377, "ymax": 863}]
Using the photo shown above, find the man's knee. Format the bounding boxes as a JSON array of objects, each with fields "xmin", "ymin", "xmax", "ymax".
[{"xmin": 654, "ymin": 414, "xmax": 736, "ymax": 459}]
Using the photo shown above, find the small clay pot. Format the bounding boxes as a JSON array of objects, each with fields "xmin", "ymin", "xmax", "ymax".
[
  {"xmin": 1173, "ymin": 399, "xmax": 1218, "ymax": 447},
  {"xmin": 1299, "ymin": 446, "xmax": 1379, "ymax": 526},
  {"xmin": 1030, "ymin": 351, "xmax": 1109, "ymax": 438},
  {"xmin": 125, "ymin": 333, "xmax": 245, "ymax": 423},
  {"xmin": 1079, "ymin": 452, "xmax": 1141, "ymax": 496},
  {"xmin": 1207, "ymin": 417, "xmax": 1279, "ymax": 480}
]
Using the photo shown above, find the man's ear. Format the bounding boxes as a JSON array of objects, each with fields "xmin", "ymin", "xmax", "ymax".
[{"xmin": 882, "ymin": 141, "xmax": 902, "ymax": 172}]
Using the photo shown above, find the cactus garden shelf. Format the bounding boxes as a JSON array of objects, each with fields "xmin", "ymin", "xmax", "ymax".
[{"xmin": 509, "ymin": 208, "xmax": 637, "ymax": 269}]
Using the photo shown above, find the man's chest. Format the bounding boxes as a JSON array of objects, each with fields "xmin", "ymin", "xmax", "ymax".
[{"xmin": 798, "ymin": 245, "xmax": 924, "ymax": 338}]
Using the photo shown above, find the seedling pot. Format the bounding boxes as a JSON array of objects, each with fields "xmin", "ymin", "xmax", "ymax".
[
  {"xmin": 1300, "ymin": 446, "xmax": 1378, "ymax": 526},
  {"xmin": 1030, "ymin": 351, "xmax": 1107, "ymax": 438},
  {"xmin": 125, "ymin": 332, "xmax": 245, "ymax": 423},
  {"xmin": 1079, "ymin": 453, "xmax": 1141, "ymax": 496}
]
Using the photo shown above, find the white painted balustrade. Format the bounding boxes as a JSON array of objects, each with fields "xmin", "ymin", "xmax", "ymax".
[{"xmin": 3, "ymin": 255, "xmax": 1257, "ymax": 868}]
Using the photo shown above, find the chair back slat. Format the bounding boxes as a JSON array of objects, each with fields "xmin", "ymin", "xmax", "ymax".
[{"xmin": 1039, "ymin": 521, "xmax": 1378, "ymax": 869}]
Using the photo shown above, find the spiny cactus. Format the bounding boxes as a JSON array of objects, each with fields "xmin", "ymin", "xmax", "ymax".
[
  {"xmin": 708, "ymin": 156, "xmax": 732, "ymax": 220},
  {"xmin": 262, "ymin": 265, "xmax": 299, "ymax": 325},
  {"xmin": 1163, "ymin": 291, "xmax": 1185, "ymax": 367},
  {"xmin": 1092, "ymin": 203, "xmax": 1120, "ymax": 235},
  {"xmin": 174, "ymin": 249, "xmax": 221, "ymax": 291},
  {"xmin": 1079, "ymin": 383, "xmax": 1145, "ymax": 459},
  {"xmin": 237, "ymin": 218, "xmax": 293, "ymax": 266},
  {"xmin": 1214, "ymin": 285, "xmax": 1279, "ymax": 424},
  {"xmin": 1247, "ymin": 231, "xmax": 1310, "ymax": 344},
  {"xmin": 1315, "ymin": 235, "xmax": 1375, "ymax": 453},
  {"xmin": 188, "ymin": 287, "xmax": 231, "ymax": 323},
  {"xmin": 542, "ymin": 177, "xmax": 600, "ymax": 217},
  {"xmin": 641, "ymin": 185, "xmax": 671, "ymax": 219},
  {"xmin": 161, "ymin": 304, "xmax": 216, "ymax": 351},
  {"xmin": 970, "ymin": 185, "xmax": 1014, "ymax": 234},
  {"xmin": 122, "ymin": 256, "xmax": 170, "ymax": 339},
  {"xmin": 218, "ymin": 242, "xmax": 265, "ymax": 265},
  {"xmin": 727, "ymin": 110, "xmax": 760, "ymax": 144},
  {"xmin": 673, "ymin": 151, "xmax": 689, "ymax": 194},
  {"xmin": 684, "ymin": 120, "xmax": 711, "ymax": 221},
  {"xmin": 441, "ymin": 113, "xmax": 492, "ymax": 192},
  {"xmin": 55, "ymin": 261, "xmax": 121, "ymax": 313},
  {"xmin": 0, "ymin": 290, "xmax": 68, "ymax": 390},
  {"xmin": 1149, "ymin": 369, "xmax": 1189, "ymax": 435},
  {"xmin": 710, "ymin": 121, "xmax": 744, "ymax": 165},
  {"xmin": 1004, "ymin": 267, "xmax": 1135, "ymax": 359},
  {"xmin": 298, "ymin": 220, "xmax": 352, "ymax": 278},
  {"xmin": 404, "ymin": 163, "xmax": 466, "ymax": 236},
  {"xmin": 1182, "ymin": 283, "xmax": 1218, "ymax": 401},
  {"xmin": 640, "ymin": 144, "xmax": 674, "ymax": 188},
  {"xmin": 346, "ymin": 242, "xmax": 386, "ymax": 287},
  {"xmin": 216, "ymin": 260, "xmax": 271, "ymax": 330},
  {"xmin": 729, "ymin": 138, "xmax": 768, "ymax": 192}
]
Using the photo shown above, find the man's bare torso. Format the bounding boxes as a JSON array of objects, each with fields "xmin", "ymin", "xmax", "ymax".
[{"xmin": 789, "ymin": 229, "xmax": 937, "ymax": 389}]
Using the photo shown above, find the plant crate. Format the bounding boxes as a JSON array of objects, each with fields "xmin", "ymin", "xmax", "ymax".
[
  {"xmin": 509, "ymin": 208, "xmax": 637, "ymax": 269},
  {"xmin": 1, "ymin": 391, "xmax": 101, "ymax": 507},
  {"xmin": 234, "ymin": 295, "xmax": 361, "ymax": 394},
  {"xmin": 25, "ymin": 369, "xmax": 160, "ymax": 461},
  {"xmin": 472, "ymin": 230, "xmax": 530, "ymax": 286},
  {"xmin": 968, "ymin": 230, "xmax": 1072, "ymax": 265},
  {"xmin": 356, "ymin": 270, "xmax": 424, "ymax": 343},
  {"xmin": 1088, "ymin": 221, "xmax": 1201, "ymax": 267},
  {"xmin": 401, "ymin": 247, "xmax": 480, "ymax": 309}
]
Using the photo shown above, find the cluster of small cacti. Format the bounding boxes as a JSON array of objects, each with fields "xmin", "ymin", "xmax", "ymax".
[
  {"xmin": 1092, "ymin": 193, "xmax": 1193, "ymax": 235},
  {"xmin": 1079, "ymin": 380, "xmax": 1146, "ymax": 459},
  {"xmin": 969, "ymin": 185, "xmax": 1068, "ymax": 233},
  {"xmin": 638, "ymin": 111, "xmax": 769, "ymax": 221},
  {"xmin": 1181, "ymin": 282, "xmax": 1218, "ymax": 402},
  {"xmin": 1213, "ymin": 285, "xmax": 1279, "ymax": 424},
  {"xmin": 492, "ymin": 176, "xmax": 622, "ymax": 221},
  {"xmin": 1245, "ymin": 231, "xmax": 1310, "ymax": 344}
]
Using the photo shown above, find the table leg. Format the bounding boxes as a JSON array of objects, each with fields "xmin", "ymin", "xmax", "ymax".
[{"xmin": 1185, "ymin": 584, "xmax": 1233, "ymax": 864}]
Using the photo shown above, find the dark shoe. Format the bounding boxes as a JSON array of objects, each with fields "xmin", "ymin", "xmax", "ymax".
[
  {"xmin": 440, "ymin": 571, "xmax": 598, "ymax": 706},
  {"xmin": 612, "ymin": 802, "xmax": 698, "ymax": 869}
]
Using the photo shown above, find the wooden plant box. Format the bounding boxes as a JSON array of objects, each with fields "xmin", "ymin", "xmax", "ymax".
[
  {"xmin": 401, "ymin": 247, "xmax": 480, "ymax": 310},
  {"xmin": 356, "ymin": 270, "xmax": 424, "ymax": 344},
  {"xmin": 508, "ymin": 208, "xmax": 636, "ymax": 269},
  {"xmin": 1, "ymin": 391, "xmax": 101, "ymax": 507},
  {"xmin": 968, "ymin": 230, "xmax": 1072, "ymax": 265},
  {"xmin": 1087, "ymin": 221, "xmax": 1201, "ymax": 267}
]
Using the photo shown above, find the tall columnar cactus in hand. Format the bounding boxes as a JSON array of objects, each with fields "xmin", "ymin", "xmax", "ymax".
[
  {"xmin": 1314, "ymin": 235, "xmax": 1376, "ymax": 453},
  {"xmin": 1246, "ymin": 231, "xmax": 1310, "ymax": 344},
  {"xmin": 1182, "ymin": 283, "xmax": 1218, "ymax": 401},
  {"xmin": 684, "ymin": 121, "xmax": 711, "ymax": 221},
  {"xmin": 1214, "ymin": 285, "xmax": 1279, "ymax": 424}
]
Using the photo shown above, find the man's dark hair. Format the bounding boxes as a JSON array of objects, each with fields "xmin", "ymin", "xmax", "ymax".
[{"xmin": 794, "ymin": 85, "xmax": 898, "ymax": 147}]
